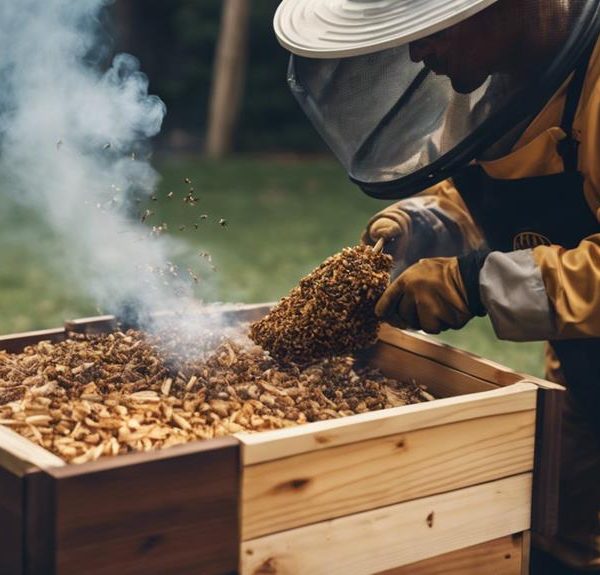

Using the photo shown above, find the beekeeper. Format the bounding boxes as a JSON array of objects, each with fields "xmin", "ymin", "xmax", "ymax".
[{"xmin": 274, "ymin": 0, "xmax": 600, "ymax": 572}]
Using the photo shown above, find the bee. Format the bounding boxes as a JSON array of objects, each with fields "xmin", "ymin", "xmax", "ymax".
[
  {"xmin": 184, "ymin": 192, "xmax": 198, "ymax": 206},
  {"xmin": 103, "ymin": 143, "xmax": 111, "ymax": 150},
  {"xmin": 187, "ymin": 268, "xmax": 200, "ymax": 284},
  {"xmin": 219, "ymin": 218, "xmax": 228, "ymax": 227},
  {"xmin": 184, "ymin": 177, "xmax": 192, "ymax": 184},
  {"xmin": 167, "ymin": 191, "xmax": 174, "ymax": 199},
  {"xmin": 141, "ymin": 209, "xmax": 153, "ymax": 223}
]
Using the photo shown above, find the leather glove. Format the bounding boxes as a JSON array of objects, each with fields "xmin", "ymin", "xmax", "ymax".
[
  {"xmin": 375, "ymin": 251, "xmax": 490, "ymax": 334},
  {"xmin": 361, "ymin": 204, "xmax": 413, "ymax": 267},
  {"xmin": 361, "ymin": 199, "xmax": 469, "ymax": 279}
]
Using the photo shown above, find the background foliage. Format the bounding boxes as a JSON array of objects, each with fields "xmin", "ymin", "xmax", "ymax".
[{"xmin": 115, "ymin": 0, "xmax": 323, "ymax": 152}]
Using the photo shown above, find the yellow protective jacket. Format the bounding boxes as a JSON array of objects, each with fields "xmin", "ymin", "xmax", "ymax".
[{"xmin": 480, "ymin": 38, "xmax": 600, "ymax": 342}]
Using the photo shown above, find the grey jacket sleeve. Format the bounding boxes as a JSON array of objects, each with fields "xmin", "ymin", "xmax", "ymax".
[{"xmin": 479, "ymin": 249, "xmax": 559, "ymax": 341}]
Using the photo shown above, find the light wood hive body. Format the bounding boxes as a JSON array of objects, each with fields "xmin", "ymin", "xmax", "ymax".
[{"xmin": 0, "ymin": 304, "xmax": 563, "ymax": 575}]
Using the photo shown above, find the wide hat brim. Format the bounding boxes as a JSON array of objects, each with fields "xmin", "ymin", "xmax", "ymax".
[{"xmin": 274, "ymin": 0, "xmax": 499, "ymax": 59}]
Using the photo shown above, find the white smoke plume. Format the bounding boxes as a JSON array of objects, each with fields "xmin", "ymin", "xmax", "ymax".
[{"xmin": 0, "ymin": 0, "xmax": 220, "ymax": 342}]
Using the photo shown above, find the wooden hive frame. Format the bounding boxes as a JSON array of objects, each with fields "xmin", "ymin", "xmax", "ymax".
[{"xmin": 0, "ymin": 304, "xmax": 563, "ymax": 575}]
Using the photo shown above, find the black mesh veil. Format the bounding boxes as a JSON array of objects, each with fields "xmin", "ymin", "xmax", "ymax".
[{"xmin": 287, "ymin": 0, "xmax": 600, "ymax": 199}]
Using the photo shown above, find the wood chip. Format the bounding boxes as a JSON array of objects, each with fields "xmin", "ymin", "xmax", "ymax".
[
  {"xmin": 161, "ymin": 378, "xmax": 173, "ymax": 396},
  {"xmin": 25, "ymin": 415, "xmax": 52, "ymax": 425},
  {"xmin": 129, "ymin": 391, "xmax": 160, "ymax": 403},
  {"xmin": 172, "ymin": 413, "xmax": 191, "ymax": 431}
]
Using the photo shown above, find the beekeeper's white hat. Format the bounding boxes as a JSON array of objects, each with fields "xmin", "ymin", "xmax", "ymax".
[{"xmin": 274, "ymin": 0, "xmax": 499, "ymax": 59}]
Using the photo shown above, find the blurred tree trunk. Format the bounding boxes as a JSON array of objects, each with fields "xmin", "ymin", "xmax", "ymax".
[{"xmin": 206, "ymin": 0, "xmax": 251, "ymax": 158}]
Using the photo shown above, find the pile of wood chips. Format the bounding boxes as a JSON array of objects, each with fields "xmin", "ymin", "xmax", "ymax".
[
  {"xmin": 250, "ymin": 245, "xmax": 392, "ymax": 364},
  {"xmin": 0, "ymin": 328, "xmax": 430, "ymax": 464}
]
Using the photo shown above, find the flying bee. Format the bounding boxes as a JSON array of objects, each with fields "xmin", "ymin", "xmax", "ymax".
[
  {"xmin": 184, "ymin": 192, "xmax": 198, "ymax": 205},
  {"xmin": 141, "ymin": 209, "xmax": 153, "ymax": 223},
  {"xmin": 187, "ymin": 268, "xmax": 200, "ymax": 284},
  {"xmin": 167, "ymin": 262, "xmax": 179, "ymax": 277}
]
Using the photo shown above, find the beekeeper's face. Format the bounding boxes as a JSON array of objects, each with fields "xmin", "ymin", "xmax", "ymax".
[{"xmin": 408, "ymin": 1, "xmax": 523, "ymax": 93}]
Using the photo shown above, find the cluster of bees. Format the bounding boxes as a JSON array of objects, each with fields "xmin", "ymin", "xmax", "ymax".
[{"xmin": 250, "ymin": 246, "xmax": 393, "ymax": 364}]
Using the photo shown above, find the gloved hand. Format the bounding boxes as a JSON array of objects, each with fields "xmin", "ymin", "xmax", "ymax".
[
  {"xmin": 375, "ymin": 251, "xmax": 490, "ymax": 334},
  {"xmin": 361, "ymin": 198, "xmax": 473, "ymax": 279},
  {"xmin": 361, "ymin": 204, "xmax": 413, "ymax": 267}
]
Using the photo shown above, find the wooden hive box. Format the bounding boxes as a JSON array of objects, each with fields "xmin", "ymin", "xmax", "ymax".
[{"xmin": 0, "ymin": 304, "xmax": 563, "ymax": 575}]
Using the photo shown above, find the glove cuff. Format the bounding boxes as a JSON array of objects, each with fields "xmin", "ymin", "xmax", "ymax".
[{"xmin": 457, "ymin": 249, "xmax": 491, "ymax": 317}]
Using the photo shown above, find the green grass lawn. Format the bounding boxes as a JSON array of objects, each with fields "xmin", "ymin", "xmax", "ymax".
[{"xmin": 0, "ymin": 155, "xmax": 544, "ymax": 377}]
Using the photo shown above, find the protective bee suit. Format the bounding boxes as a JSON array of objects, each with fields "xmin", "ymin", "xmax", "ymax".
[{"xmin": 275, "ymin": 0, "xmax": 600, "ymax": 571}]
